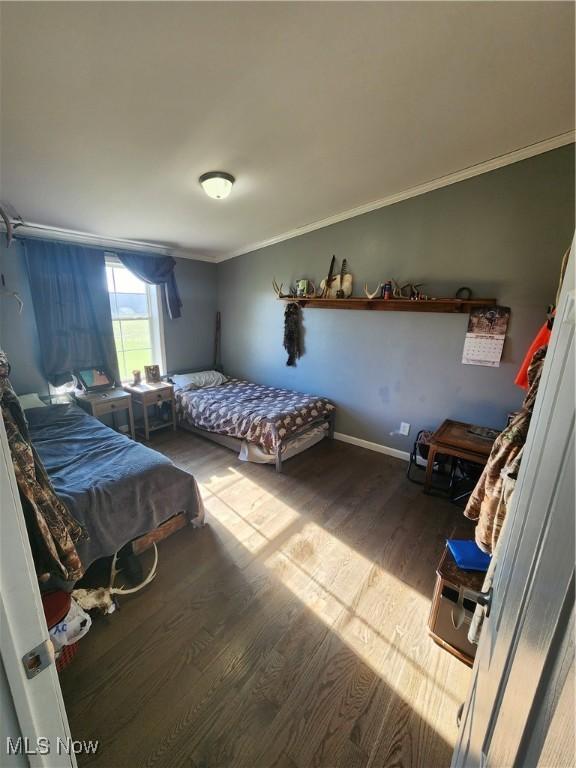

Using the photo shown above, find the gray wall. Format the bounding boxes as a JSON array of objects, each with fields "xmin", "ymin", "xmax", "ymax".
[
  {"xmin": 0, "ymin": 239, "xmax": 47, "ymax": 395},
  {"xmin": 217, "ymin": 145, "xmax": 575, "ymax": 453},
  {"xmin": 1, "ymin": 146, "xmax": 573, "ymax": 450},
  {"xmin": 0, "ymin": 244, "xmax": 218, "ymax": 393},
  {"xmin": 164, "ymin": 257, "xmax": 218, "ymax": 374}
]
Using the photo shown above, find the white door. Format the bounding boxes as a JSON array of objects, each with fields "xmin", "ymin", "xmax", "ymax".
[
  {"xmin": 0, "ymin": 413, "xmax": 77, "ymax": 768},
  {"xmin": 452, "ymin": 244, "xmax": 575, "ymax": 768}
]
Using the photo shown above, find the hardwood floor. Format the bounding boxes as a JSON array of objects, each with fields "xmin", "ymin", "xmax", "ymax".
[{"xmin": 61, "ymin": 431, "xmax": 475, "ymax": 768}]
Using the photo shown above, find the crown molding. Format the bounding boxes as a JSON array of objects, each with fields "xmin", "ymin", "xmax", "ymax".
[
  {"xmin": 215, "ymin": 131, "xmax": 576, "ymax": 263},
  {"xmin": 2, "ymin": 131, "xmax": 573, "ymax": 263}
]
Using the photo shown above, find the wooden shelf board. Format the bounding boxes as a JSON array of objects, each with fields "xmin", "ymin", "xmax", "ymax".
[{"xmin": 279, "ymin": 297, "xmax": 496, "ymax": 313}]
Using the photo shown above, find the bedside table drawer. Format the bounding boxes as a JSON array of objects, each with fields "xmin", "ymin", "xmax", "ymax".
[
  {"xmin": 142, "ymin": 389, "xmax": 173, "ymax": 406},
  {"xmin": 93, "ymin": 399, "xmax": 128, "ymax": 417}
]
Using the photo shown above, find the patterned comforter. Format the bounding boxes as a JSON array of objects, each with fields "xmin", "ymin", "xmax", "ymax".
[{"xmin": 175, "ymin": 379, "xmax": 335, "ymax": 454}]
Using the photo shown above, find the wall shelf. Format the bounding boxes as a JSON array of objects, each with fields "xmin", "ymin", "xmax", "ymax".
[{"xmin": 279, "ymin": 297, "xmax": 496, "ymax": 313}]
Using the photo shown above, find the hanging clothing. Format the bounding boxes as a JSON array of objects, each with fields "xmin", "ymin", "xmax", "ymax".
[
  {"xmin": 0, "ymin": 350, "xmax": 85, "ymax": 581},
  {"xmin": 283, "ymin": 302, "xmax": 302, "ymax": 366},
  {"xmin": 465, "ymin": 346, "xmax": 546, "ymax": 554},
  {"xmin": 23, "ymin": 239, "xmax": 120, "ymax": 386},
  {"xmin": 467, "ymin": 448, "xmax": 522, "ymax": 645},
  {"xmin": 514, "ymin": 320, "xmax": 551, "ymax": 389},
  {"xmin": 515, "ymin": 247, "xmax": 570, "ymax": 389}
]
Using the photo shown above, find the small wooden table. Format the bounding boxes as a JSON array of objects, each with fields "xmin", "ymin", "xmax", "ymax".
[
  {"xmin": 73, "ymin": 388, "xmax": 135, "ymax": 440},
  {"xmin": 424, "ymin": 419, "xmax": 498, "ymax": 493},
  {"xmin": 123, "ymin": 381, "xmax": 176, "ymax": 441}
]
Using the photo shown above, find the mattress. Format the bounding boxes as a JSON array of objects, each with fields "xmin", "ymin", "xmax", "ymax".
[
  {"xmin": 27, "ymin": 403, "xmax": 204, "ymax": 570},
  {"xmin": 174, "ymin": 378, "xmax": 335, "ymax": 455}
]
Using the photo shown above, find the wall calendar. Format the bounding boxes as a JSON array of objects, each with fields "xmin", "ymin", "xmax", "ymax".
[{"xmin": 462, "ymin": 306, "xmax": 510, "ymax": 367}]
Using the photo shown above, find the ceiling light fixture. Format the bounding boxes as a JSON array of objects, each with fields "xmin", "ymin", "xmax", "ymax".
[{"xmin": 199, "ymin": 171, "xmax": 235, "ymax": 200}]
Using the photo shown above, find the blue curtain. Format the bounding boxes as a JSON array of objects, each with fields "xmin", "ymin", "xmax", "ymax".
[
  {"xmin": 118, "ymin": 252, "xmax": 182, "ymax": 319},
  {"xmin": 24, "ymin": 239, "xmax": 120, "ymax": 387}
]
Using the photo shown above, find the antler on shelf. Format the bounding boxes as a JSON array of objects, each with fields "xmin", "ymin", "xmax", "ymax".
[
  {"xmin": 272, "ymin": 278, "xmax": 296, "ymax": 298},
  {"xmin": 364, "ymin": 282, "xmax": 382, "ymax": 300}
]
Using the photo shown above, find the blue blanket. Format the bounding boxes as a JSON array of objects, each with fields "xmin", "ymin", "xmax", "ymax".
[{"xmin": 27, "ymin": 404, "xmax": 203, "ymax": 571}]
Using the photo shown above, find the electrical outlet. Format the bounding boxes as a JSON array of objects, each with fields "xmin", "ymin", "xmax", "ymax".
[{"xmin": 399, "ymin": 422, "xmax": 410, "ymax": 436}]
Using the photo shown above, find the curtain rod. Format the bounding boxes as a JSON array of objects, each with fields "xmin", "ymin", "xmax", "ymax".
[{"xmin": 1, "ymin": 219, "xmax": 170, "ymax": 254}]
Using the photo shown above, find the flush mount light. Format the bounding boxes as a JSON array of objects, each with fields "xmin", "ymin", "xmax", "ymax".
[{"xmin": 199, "ymin": 171, "xmax": 235, "ymax": 200}]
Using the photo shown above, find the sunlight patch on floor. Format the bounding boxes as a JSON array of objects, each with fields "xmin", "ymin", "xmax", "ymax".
[
  {"xmin": 201, "ymin": 463, "xmax": 249, "ymax": 493},
  {"xmin": 203, "ymin": 484, "xmax": 300, "ymax": 556},
  {"xmin": 263, "ymin": 520, "xmax": 466, "ymax": 743},
  {"xmin": 200, "ymin": 466, "xmax": 468, "ymax": 743}
]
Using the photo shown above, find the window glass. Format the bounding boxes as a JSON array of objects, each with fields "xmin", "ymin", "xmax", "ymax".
[
  {"xmin": 111, "ymin": 266, "xmax": 146, "ymax": 294},
  {"xmin": 106, "ymin": 261, "xmax": 159, "ymax": 382}
]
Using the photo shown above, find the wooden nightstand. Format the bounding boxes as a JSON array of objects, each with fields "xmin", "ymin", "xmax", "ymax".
[
  {"xmin": 428, "ymin": 546, "xmax": 485, "ymax": 667},
  {"xmin": 72, "ymin": 388, "xmax": 135, "ymax": 440},
  {"xmin": 123, "ymin": 381, "xmax": 176, "ymax": 441}
]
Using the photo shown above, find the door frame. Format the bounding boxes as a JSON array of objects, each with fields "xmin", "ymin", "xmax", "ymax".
[
  {"xmin": 452, "ymin": 240, "xmax": 575, "ymax": 767},
  {"xmin": 0, "ymin": 412, "xmax": 77, "ymax": 768}
]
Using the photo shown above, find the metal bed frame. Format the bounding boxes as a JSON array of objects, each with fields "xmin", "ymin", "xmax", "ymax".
[
  {"xmin": 274, "ymin": 410, "xmax": 335, "ymax": 472},
  {"xmin": 178, "ymin": 410, "xmax": 336, "ymax": 473}
]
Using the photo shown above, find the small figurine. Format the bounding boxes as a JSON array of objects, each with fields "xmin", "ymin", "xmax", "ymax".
[
  {"xmin": 132, "ymin": 369, "xmax": 142, "ymax": 386},
  {"xmin": 296, "ymin": 279, "xmax": 309, "ymax": 297}
]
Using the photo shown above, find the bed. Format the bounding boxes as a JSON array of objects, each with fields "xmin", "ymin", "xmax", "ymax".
[
  {"xmin": 26, "ymin": 403, "xmax": 204, "ymax": 572},
  {"xmin": 173, "ymin": 377, "xmax": 336, "ymax": 472}
]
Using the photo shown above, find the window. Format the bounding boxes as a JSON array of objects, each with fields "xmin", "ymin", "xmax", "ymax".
[{"xmin": 106, "ymin": 258, "xmax": 165, "ymax": 383}]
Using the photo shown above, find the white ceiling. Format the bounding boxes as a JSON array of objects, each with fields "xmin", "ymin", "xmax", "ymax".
[{"xmin": 1, "ymin": 2, "xmax": 574, "ymax": 261}]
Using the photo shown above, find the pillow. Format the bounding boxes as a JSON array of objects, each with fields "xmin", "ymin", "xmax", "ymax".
[
  {"xmin": 17, "ymin": 393, "xmax": 47, "ymax": 410},
  {"xmin": 171, "ymin": 370, "xmax": 227, "ymax": 391}
]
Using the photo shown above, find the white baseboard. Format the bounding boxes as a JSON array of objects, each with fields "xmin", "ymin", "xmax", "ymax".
[{"xmin": 334, "ymin": 431, "xmax": 410, "ymax": 462}]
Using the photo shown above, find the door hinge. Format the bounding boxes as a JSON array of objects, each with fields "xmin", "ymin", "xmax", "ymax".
[{"xmin": 22, "ymin": 639, "xmax": 54, "ymax": 679}]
